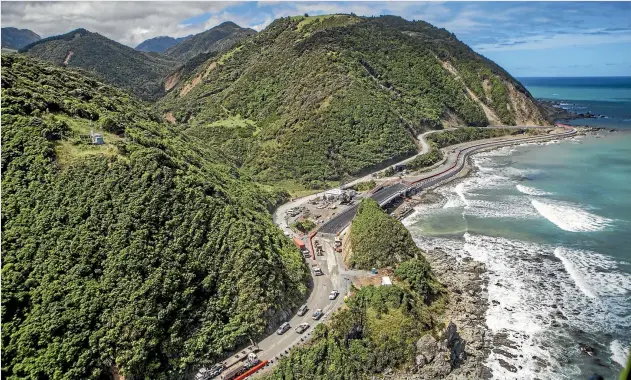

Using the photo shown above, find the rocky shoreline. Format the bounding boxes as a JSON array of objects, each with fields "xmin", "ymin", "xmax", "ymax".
[
  {"xmin": 397, "ymin": 166, "xmax": 493, "ymax": 379},
  {"xmin": 538, "ymin": 99, "xmax": 608, "ymax": 123},
  {"xmin": 408, "ymin": 246, "xmax": 492, "ymax": 380}
]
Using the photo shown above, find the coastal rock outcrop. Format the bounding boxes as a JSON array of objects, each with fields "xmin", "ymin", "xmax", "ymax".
[{"xmin": 404, "ymin": 245, "xmax": 492, "ymax": 379}]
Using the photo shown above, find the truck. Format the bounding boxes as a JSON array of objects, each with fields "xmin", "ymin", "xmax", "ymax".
[
  {"xmin": 292, "ymin": 237, "xmax": 306, "ymax": 250},
  {"xmin": 220, "ymin": 353, "xmax": 261, "ymax": 380}
]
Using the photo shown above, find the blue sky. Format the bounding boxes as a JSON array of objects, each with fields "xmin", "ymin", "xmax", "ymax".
[{"xmin": 3, "ymin": 1, "xmax": 631, "ymax": 77}]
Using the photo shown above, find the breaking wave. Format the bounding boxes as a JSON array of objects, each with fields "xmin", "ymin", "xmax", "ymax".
[
  {"xmin": 516, "ymin": 184, "xmax": 552, "ymax": 196},
  {"xmin": 610, "ymin": 340, "xmax": 630, "ymax": 368},
  {"xmin": 531, "ymin": 199, "xmax": 613, "ymax": 232}
]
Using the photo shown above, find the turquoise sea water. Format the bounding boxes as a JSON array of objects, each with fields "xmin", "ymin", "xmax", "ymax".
[
  {"xmin": 405, "ymin": 78, "xmax": 631, "ymax": 379},
  {"xmin": 519, "ymin": 77, "xmax": 631, "ymax": 130}
]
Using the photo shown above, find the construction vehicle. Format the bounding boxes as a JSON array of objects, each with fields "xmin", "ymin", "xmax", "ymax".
[
  {"xmin": 220, "ymin": 353, "xmax": 260, "ymax": 380},
  {"xmin": 292, "ymin": 237, "xmax": 306, "ymax": 250}
]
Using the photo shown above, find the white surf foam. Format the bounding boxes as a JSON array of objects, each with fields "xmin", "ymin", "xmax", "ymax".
[
  {"xmin": 610, "ymin": 340, "xmax": 630, "ymax": 368},
  {"xmin": 531, "ymin": 199, "xmax": 613, "ymax": 232},
  {"xmin": 516, "ymin": 184, "xmax": 552, "ymax": 196},
  {"xmin": 458, "ymin": 234, "xmax": 631, "ymax": 379},
  {"xmin": 553, "ymin": 247, "xmax": 597, "ymax": 299},
  {"xmin": 454, "ymin": 183, "xmax": 468, "ymax": 206}
]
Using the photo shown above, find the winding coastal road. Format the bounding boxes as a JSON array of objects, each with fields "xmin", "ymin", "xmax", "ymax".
[{"xmin": 214, "ymin": 125, "xmax": 576, "ymax": 378}]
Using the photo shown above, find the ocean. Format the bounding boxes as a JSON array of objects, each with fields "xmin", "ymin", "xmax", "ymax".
[
  {"xmin": 404, "ymin": 78, "xmax": 631, "ymax": 379},
  {"xmin": 519, "ymin": 76, "xmax": 631, "ymax": 130}
]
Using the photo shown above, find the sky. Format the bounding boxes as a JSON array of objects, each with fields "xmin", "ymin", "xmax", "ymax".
[{"xmin": 2, "ymin": 1, "xmax": 631, "ymax": 77}]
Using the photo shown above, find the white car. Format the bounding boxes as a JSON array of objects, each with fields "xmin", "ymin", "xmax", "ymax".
[
  {"xmin": 297, "ymin": 304, "xmax": 308, "ymax": 316},
  {"xmin": 295, "ymin": 322, "xmax": 310, "ymax": 334},
  {"xmin": 329, "ymin": 290, "xmax": 339, "ymax": 300},
  {"xmin": 276, "ymin": 322, "xmax": 290, "ymax": 335}
]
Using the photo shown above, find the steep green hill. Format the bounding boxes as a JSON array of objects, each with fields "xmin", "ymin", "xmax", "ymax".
[
  {"xmin": 348, "ymin": 198, "xmax": 433, "ymax": 270},
  {"xmin": 1, "ymin": 55, "xmax": 309, "ymax": 380},
  {"xmin": 159, "ymin": 15, "xmax": 548, "ymax": 189},
  {"xmin": 1, "ymin": 27, "xmax": 41, "ymax": 50},
  {"xmin": 135, "ymin": 35, "xmax": 192, "ymax": 53},
  {"xmin": 164, "ymin": 22, "xmax": 256, "ymax": 61},
  {"xmin": 20, "ymin": 29, "xmax": 180, "ymax": 100}
]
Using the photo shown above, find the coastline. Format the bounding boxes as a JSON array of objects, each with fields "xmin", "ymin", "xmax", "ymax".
[
  {"xmin": 402, "ymin": 161, "xmax": 492, "ymax": 379},
  {"xmin": 400, "ymin": 130, "xmax": 631, "ymax": 379},
  {"xmin": 399, "ymin": 136, "xmax": 573, "ymax": 379}
]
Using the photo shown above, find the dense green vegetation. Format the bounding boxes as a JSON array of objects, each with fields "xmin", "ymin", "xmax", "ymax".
[
  {"xmin": 265, "ymin": 258, "xmax": 443, "ymax": 379},
  {"xmin": 20, "ymin": 28, "xmax": 180, "ymax": 100},
  {"xmin": 1, "ymin": 27, "xmax": 41, "ymax": 50},
  {"xmin": 1, "ymin": 55, "xmax": 310, "ymax": 379},
  {"xmin": 349, "ymin": 199, "xmax": 427, "ymax": 269},
  {"xmin": 292, "ymin": 219, "xmax": 317, "ymax": 234},
  {"xmin": 350, "ymin": 180, "xmax": 376, "ymax": 192},
  {"xmin": 426, "ymin": 127, "xmax": 520, "ymax": 148},
  {"xmin": 164, "ymin": 21, "xmax": 256, "ymax": 61},
  {"xmin": 406, "ymin": 143, "xmax": 443, "ymax": 171},
  {"xmin": 159, "ymin": 15, "xmax": 546, "ymax": 188}
]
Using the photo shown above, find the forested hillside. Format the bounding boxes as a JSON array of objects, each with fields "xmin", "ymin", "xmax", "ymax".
[
  {"xmin": 159, "ymin": 15, "xmax": 548, "ymax": 189},
  {"xmin": 1, "ymin": 27, "xmax": 41, "ymax": 50},
  {"xmin": 20, "ymin": 29, "xmax": 180, "ymax": 100},
  {"xmin": 1, "ymin": 55, "xmax": 309, "ymax": 380},
  {"xmin": 267, "ymin": 211, "xmax": 442, "ymax": 379},
  {"xmin": 164, "ymin": 21, "xmax": 256, "ymax": 61},
  {"xmin": 348, "ymin": 198, "xmax": 436, "ymax": 270},
  {"xmin": 135, "ymin": 35, "xmax": 192, "ymax": 53}
]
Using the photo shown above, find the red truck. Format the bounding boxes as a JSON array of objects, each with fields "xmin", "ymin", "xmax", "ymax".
[{"xmin": 292, "ymin": 237, "xmax": 306, "ymax": 250}]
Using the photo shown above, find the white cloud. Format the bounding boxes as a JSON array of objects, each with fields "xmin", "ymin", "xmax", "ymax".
[
  {"xmin": 475, "ymin": 30, "xmax": 631, "ymax": 52},
  {"xmin": 1, "ymin": 2, "xmax": 235, "ymax": 47}
]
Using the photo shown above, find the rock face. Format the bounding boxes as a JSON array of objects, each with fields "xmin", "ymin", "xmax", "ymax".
[
  {"xmin": 416, "ymin": 334, "xmax": 438, "ymax": 367},
  {"xmin": 413, "ymin": 322, "xmax": 469, "ymax": 378},
  {"xmin": 403, "ymin": 244, "xmax": 492, "ymax": 379}
]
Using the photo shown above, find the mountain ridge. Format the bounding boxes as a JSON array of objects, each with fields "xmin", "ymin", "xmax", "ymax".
[
  {"xmin": 135, "ymin": 35, "xmax": 193, "ymax": 53},
  {"xmin": 1, "ymin": 53, "xmax": 308, "ymax": 379},
  {"xmin": 164, "ymin": 21, "xmax": 256, "ymax": 61},
  {"xmin": 158, "ymin": 14, "xmax": 548, "ymax": 190},
  {"xmin": 1, "ymin": 27, "xmax": 41, "ymax": 50},
  {"xmin": 20, "ymin": 28, "xmax": 180, "ymax": 100}
]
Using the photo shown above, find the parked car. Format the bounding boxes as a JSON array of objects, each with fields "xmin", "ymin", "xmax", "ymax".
[
  {"xmin": 208, "ymin": 364, "xmax": 225, "ymax": 378},
  {"xmin": 276, "ymin": 322, "xmax": 290, "ymax": 335},
  {"xmin": 295, "ymin": 323, "xmax": 310, "ymax": 334},
  {"xmin": 313, "ymin": 267, "xmax": 323, "ymax": 276},
  {"xmin": 312, "ymin": 309, "xmax": 324, "ymax": 320},
  {"xmin": 329, "ymin": 290, "xmax": 339, "ymax": 300},
  {"xmin": 297, "ymin": 304, "xmax": 308, "ymax": 316}
]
